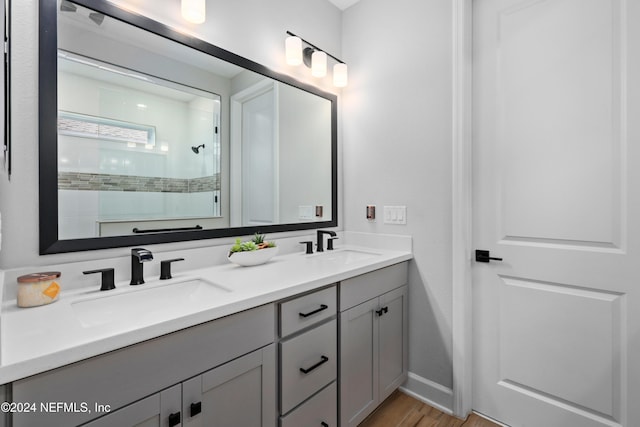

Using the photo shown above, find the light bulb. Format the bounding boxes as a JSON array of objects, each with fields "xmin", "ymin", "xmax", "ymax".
[
  {"xmin": 311, "ymin": 51, "xmax": 327, "ymax": 78},
  {"xmin": 285, "ymin": 36, "xmax": 302, "ymax": 66},
  {"xmin": 333, "ymin": 63, "xmax": 348, "ymax": 87},
  {"xmin": 181, "ymin": 0, "xmax": 205, "ymax": 24}
]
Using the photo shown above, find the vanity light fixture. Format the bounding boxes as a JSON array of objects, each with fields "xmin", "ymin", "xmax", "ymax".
[
  {"xmin": 181, "ymin": 0, "xmax": 206, "ymax": 24},
  {"xmin": 285, "ymin": 31, "xmax": 348, "ymax": 87},
  {"xmin": 311, "ymin": 51, "xmax": 327, "ymax": 78},
  {"xmin": 333, "ymin": 63, "xmax": 348, "ymax": 88},
  {"xmin": 285, "ymin": 36, "xmax": 303, "ymax": 65}
]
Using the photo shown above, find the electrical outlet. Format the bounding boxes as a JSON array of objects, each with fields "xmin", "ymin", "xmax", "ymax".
[
  {"xmin": 366, "ymin": 205, "xmax": 376, "ymax": 221},
  {"xmin": 383, "ymin": 206, "xmax": 407, "ymax": 225}
]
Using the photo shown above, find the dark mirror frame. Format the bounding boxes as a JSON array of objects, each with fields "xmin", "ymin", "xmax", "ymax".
[{"xmin": 39, "ymin": 0, "xmax": 338, "ymax": 254}]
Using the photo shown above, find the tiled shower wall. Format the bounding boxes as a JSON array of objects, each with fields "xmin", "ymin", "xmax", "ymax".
[{"xmin": 58, "ymin": 172, "xmax": 220, "ymax": 193}]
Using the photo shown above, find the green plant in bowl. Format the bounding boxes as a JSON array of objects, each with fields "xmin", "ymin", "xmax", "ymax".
[
  {"xmin": 228, "ymin": 234, "xmax": 278, "ymax": 267},
  {"xmin": 229, "ymin": 234, "xmax": 276, "ymax": 257}
]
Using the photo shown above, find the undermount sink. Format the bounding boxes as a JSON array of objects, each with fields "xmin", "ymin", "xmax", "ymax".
[
  {"xmin": 72, "ymin": 278, "xmax": 232, "ymax": 328},
  {"xmin": 310, "ymin": 249, "xmax": 380, "ymax": 265}
]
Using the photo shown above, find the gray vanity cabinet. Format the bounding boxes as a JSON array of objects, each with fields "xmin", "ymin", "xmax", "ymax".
[
  {"xmin": 11, "ymin": 304, "xmax": 276, "ymax": 427},
  {"xmin": 339, "ymin": 263, "xmax": 408, "ymax": 427}
]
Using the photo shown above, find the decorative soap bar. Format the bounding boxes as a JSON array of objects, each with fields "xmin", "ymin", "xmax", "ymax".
[{"xmin": 17, "ymin": 271, "xmax": 61, "ymax": 308}]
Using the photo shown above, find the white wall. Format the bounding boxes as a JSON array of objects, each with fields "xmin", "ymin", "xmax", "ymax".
[
  {"xmin": 0, "ymin": 0, "xmax": 342, "ymax": 268},
  {"xmin": 342, "ymin": 0, "xmax": 455, "ymax": 407}
]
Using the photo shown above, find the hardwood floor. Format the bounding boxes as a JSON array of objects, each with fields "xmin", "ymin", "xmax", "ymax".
[{"xmin": 359, "ymin": 391, "xmax": 502, "ymax": 427}]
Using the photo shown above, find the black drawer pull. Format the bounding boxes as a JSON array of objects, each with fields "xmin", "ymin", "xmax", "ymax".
[
  {"xmin": 299, "ymin": 304, "xmax": 329, "ymax": 318},
  {"xmin": 321, "ymin": 422, "xmax": 329, "ymax": 427},
  {"xmin": 168, "ymin": 411, "xmax": 181, "ymax": 427},
  {"xmin": 190, "ymin": 401, "xmax": 202, "ymax": 417},
  {"xmin": 300, "ymin": 355, "xmax": 329, "ymax": 374}
]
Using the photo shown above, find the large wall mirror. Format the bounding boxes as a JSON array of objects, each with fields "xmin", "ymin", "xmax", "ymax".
[{"xmin": 40, "ymin": 0, "xmax": 337, "ymax": 254}]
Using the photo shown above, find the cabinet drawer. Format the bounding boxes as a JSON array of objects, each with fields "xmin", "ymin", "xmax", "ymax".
[
  {"xmin": 340, "ymin": 262, "xmax": 408, "ymax": 311},
  {"xmin": 280, "ymin": 381, "xmax": 337, "ymax": 427},
  {"xmin": 280, "ymin": 319, "xmax": 337, "ymax": 414},
  {"xmin": 279, "ymin": 285, "xmax": 336, "ymax": 337}
]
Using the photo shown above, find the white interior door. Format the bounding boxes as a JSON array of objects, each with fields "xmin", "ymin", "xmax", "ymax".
[{"xmin": 472, "ymin": 0, "xmax": 640, "ymax": 426}]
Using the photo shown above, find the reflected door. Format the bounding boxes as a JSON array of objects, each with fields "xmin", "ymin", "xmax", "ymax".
[
  {"xmin": 472, "ymin": 0, "xmax": 640, "ymax": 426},
  {"xmin": 241, "ymin": 88, "xmax": 278, "ymax": 226}
]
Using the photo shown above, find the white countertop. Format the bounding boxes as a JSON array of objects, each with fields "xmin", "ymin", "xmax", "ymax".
[{"xmin": 0, "ymin": 235, "xmax": 411, "ymax": 384}]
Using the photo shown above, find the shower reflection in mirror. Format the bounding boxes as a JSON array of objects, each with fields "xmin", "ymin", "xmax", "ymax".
[{"xmin": 57, "ymin": 51, "xmax": 221, "ymax": 239}]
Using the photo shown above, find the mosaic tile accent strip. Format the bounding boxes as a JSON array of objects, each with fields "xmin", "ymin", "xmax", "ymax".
[{"xmin": 58, "ymin": 172, "xmax": 220, "ymax": 193}]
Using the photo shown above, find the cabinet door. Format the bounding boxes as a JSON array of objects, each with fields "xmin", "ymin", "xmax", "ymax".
[
  {"xmin": 182, "ymin": 344, "xmax": 276, "ymax": 427},
  {"xmin": 378, "ymin": 285, "xmax": 408, "ymax": 401},
  {"xmin": 339, "ymin": 298, "xmax": 379, "ymax": 427},
  {"xmin": 83, "ymin": 384, "xmax": 181, "ymax": 427}
]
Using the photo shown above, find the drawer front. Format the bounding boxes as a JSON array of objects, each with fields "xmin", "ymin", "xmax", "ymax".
[
  {"xmin": 280, "ymin": 319, "xmax": 337, "ymax": 414},
  {"xmin": 280, "ymin": 381, "xmax": 337, "ymax": 427},
  {"xmin": 279, "ymin": 285, "xmax": 337, "ymax": 337},
  {"xmin": 340, "ymin": 262, "xmax": 408, "ymax": 311}
]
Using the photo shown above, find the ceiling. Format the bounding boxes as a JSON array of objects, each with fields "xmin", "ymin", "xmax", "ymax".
[{"xmin": 328, "ymin": 0, "xmax": 361, "ymax": 10}]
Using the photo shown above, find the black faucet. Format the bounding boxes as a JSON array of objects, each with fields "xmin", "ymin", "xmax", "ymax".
[
  {"xmin": 130, "ymin": 248, "xmax": 153, "ymax": 285},
  {"xmin": 316, "ymin": 230, "xmax": 337, "ymax": 252}
]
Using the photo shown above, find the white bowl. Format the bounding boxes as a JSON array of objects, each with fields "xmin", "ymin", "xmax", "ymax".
[{"xmin": 228, "ymin": 247, "xmax": 279, "ymax": 267}]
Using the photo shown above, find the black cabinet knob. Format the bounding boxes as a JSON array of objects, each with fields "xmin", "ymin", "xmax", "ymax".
[
  {"xmin": 376, "ymin": 306, "xmax": 389, "ymax": 317},
  {"xmin": 168, "ymin": 411, "xmax": 181, "ymax": 427},
  {"xmin": 190, "ymin": 401, "xmax": 202, "ymax": 417}
]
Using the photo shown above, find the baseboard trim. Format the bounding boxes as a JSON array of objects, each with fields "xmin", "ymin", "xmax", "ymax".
[{"xmin": 400, "ymin": 372, "xmax": 454, "ymax": 415}]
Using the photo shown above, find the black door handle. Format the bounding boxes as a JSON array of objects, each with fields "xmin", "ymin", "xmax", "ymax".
[{"xmin": 475, "ymin": 249, "xmax": 503, "ymax": 263}]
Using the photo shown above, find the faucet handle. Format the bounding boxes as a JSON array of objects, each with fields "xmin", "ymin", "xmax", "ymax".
[
  {"xmin": 300, "ymin": 241, "xmax": 314, "ymax": 255},
  {"xmin": 83, "ymin": 268, "xmax": 116, "ymax": 291},
  {"xmin": 160, "ymin": 258, "xmax": 185, "ymax": 280},
  {"xmin": 327, "ymin": 237, "xmax": 339, "ymax": 251}
]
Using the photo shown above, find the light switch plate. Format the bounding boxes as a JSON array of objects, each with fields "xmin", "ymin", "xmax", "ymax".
[
  {"xmin": 383, "ymin": 206, "xmax": 407, "ymax": 225},
  {"xmin": 299, "ymin": 206, "xmax": 314, "ymax": 220}
]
